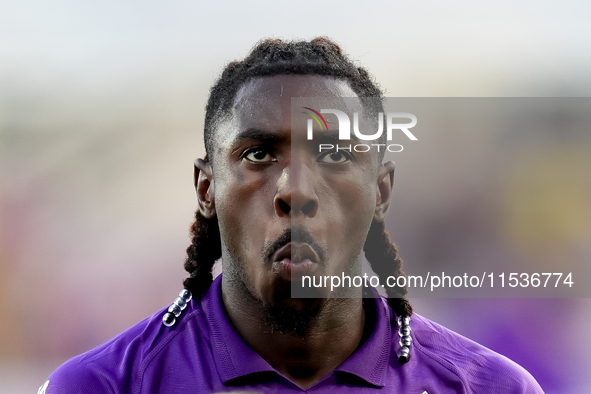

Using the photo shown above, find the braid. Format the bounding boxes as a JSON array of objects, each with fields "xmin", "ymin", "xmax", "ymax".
[
  {"xmin": 183, "ymin": 168, "xmax": 222, "ymax": 299},
  {"xmin": 363, "ymin": 220, "xmax": 413, "ymax": 319}
]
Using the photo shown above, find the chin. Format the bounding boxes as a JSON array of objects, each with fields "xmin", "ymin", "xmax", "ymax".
[
  {"xmin": 268, "ymin": 280, "xmax": 325, "ymax": 308},
  {"xmin": 255, "ymin": 281, "xmax": 328, "ymax": 336},
  {"xmin": 262, "ymin": 297, "xmax": 327, "ymax": 337}
]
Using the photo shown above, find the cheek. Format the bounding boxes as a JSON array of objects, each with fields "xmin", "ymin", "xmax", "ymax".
[
  {"xmin": 321, "ymin": 176, "xmax": 377, "ymax": 252},
  {"xmin": 343, "ymin": 187, "xmax": 375, "ymax": 245},
  {"xmin": 323, "ymin": 173, "xmax": 376, "ymax": 220},
  {"xmin": 214, "ymin": 171, "xmax": 276, "ymax": 259}
]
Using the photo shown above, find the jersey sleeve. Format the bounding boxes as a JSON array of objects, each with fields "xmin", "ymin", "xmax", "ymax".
[
  {"xmin": 39, "ymin": 355, "xmax": 120, "ymax": 394},
  {"xmin": 38, "ymin": 309, "xmax": 170, "ymax": 394},
  {"xmin": 467, "ymin": 352, "xmax": 545, "ymax": 394},
  {"xmin": 411, "ymin": 314, "xmax": 545, "ymax": 394}
]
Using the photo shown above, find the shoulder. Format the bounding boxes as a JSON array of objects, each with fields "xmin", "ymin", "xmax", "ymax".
[
  {"xmin": 409, "ymin": 313, "xmax": 544, "ymax": 393},
  {"xmin": 42, "ymin": 300, "xmax": 206, "ymax": 394}
]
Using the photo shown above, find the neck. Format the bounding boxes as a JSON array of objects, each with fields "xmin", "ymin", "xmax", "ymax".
[{"xmin": 222, "ymin": 278, "xmax": 366, "ymax": 389}]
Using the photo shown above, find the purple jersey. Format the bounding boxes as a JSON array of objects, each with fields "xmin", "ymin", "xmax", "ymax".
[{"xmin": 42, "ymin": 275, "xmax": 543, "ymax": 393}]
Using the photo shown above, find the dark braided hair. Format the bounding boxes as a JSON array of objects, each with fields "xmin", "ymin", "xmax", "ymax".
[
  {"xmin": 363, "ymin": 220, "xmax": 413, "ymax": 318},
  {"xmin": 182, "ymin": 208, "xmax": 221, "ymax": 299},
  {"xmin": 184, "ymin": 37, "xmax": 412, "ymax": 321}
]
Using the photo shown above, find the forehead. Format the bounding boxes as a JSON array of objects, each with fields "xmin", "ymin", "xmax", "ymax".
[
  {"xmin": 234, "ymin": 74, "xmax": 358, "ymax": 112},
  {"xmin": 211, "ymin": 75, "xmax": 359, "ymax": 152}
]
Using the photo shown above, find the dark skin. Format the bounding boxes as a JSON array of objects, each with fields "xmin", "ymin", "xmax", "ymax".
[{"xmin": 195, "ymin": 75, "xmax": 396, "ymax": 389}]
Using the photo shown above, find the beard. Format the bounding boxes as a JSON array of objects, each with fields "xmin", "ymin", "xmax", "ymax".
[
  {"xmin": 259, "ymin": 280, "xmax": 328, "ymax": 337},
  {"xmin": 226, "ymin": 252, "xmax": 329, "ymax": 337},
  {"xmin": 223, "ymin": 225, "xmax": 330, "ymax": 337},
  {"xmin": 223, "ymin": 223, "xmax": 364, "ymax": 337}
]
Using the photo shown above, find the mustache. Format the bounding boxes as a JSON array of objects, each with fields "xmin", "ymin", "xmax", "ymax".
[{"xmin": 263, "ymin": 225, "xmax": 328, "ymax": 264}]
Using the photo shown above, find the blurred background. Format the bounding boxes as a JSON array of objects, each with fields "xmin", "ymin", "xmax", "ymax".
[{"xmin": 1, "ymin": 0, "xmax": 590, "ymax": 392}]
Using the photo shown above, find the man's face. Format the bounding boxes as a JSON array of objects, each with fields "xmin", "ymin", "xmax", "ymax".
[{"xmin": 204, "ymin": 75, "xmax": 390, "ymax": 318}]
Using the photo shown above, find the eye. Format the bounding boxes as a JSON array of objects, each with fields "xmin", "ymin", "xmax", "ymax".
[
  {"xmin": 243, "ymin": 148, "xmax": 276, "ymax": 163},
  {"xmin": 318, "ymin": 150, "xmax": 351, "ymax": 164}
]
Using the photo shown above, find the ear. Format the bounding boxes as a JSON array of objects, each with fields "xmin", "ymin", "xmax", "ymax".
[
  {"xmin": 194, "ymin": 157, "xmax": 216, "ymax": 219},
  {"xmin": 374, "ymin": 161, "xmax": 396, "ymax": 221}
]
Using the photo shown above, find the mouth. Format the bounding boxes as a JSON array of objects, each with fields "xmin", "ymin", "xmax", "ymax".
[{"xmin": 272, "ymin": 242, "xmax": 320, "ymax": 281}]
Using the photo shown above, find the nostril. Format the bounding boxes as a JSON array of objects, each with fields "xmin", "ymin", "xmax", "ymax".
[
  {"xmin": 278, "ymin": 199, "xmax": 291, "ymax": 214},
  {"xmin": 301, "ymin": 201, "xmax": 316, "ymax": 216}
]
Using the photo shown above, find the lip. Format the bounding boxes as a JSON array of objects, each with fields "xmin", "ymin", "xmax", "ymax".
[{"xmin": 272, "ymin": 242, "xmax": 320, "ymax": 281}]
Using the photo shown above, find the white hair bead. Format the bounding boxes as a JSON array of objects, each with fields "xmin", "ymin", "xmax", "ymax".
[{"xmin": 162, "ymin": 289, "xmax": 193, "ymax": 327}]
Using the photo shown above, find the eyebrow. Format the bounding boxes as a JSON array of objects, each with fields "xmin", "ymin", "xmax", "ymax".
[
  {"xmin": 232, "ymin": 128, "xmax": 287, "ymax": 145},
  {"xmin": 231, "ymin": 127, "xmax": 361, "ymax": 147},
  {"xmin": 310, "ymin": 128, "xmax": 361, "ymax": 143}
]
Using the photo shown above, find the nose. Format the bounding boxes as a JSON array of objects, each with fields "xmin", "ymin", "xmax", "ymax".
[{"xmin": 274, "ymin": 165, "xmax": 319, "ymax": 218}]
